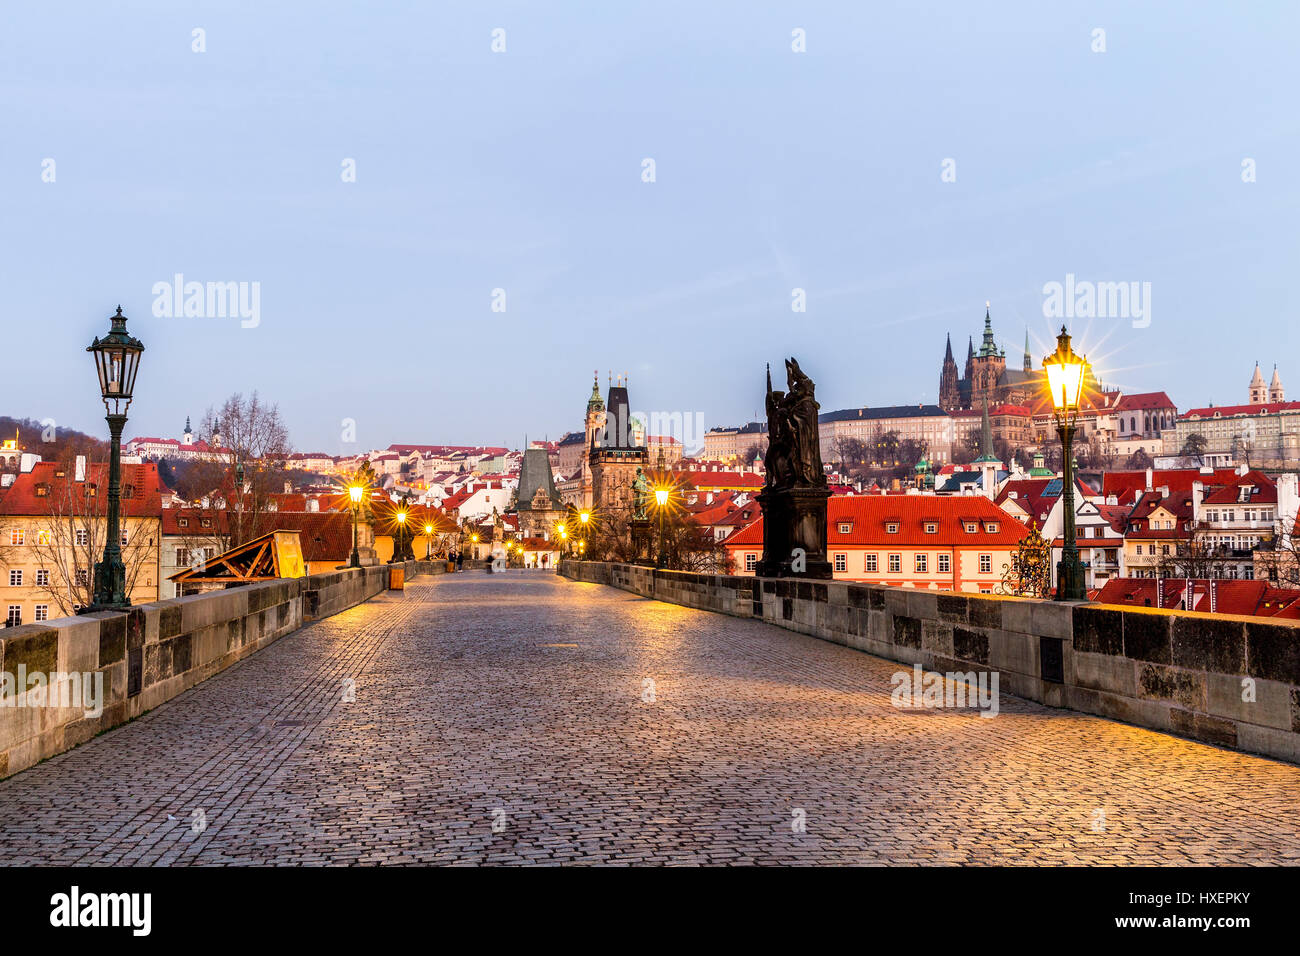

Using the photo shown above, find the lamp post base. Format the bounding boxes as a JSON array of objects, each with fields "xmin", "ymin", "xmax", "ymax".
[
  {"xmin": 82, "ymin": 555, "xmax": 130, "ymax": 613},
  {"xmin": 1055, "ymin": 552, "xmax": 1087, "ymax": 602}
]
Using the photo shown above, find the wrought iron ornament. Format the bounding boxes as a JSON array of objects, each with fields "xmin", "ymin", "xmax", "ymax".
[{"xmin": 998, "ymin": 522, "xmax": 1053, "ymax": 598}]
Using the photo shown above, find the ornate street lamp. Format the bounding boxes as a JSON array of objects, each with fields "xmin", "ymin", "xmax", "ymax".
[
  {"xmin": 1042, "ymin": 325, "xmax": 1090, "ymax": 601},
  {"xmin": 348, "ymin": 483, "xmax": 364, "ymax": 568},
  {"xmin": 83, "ymin": 307, "xmax": 144, "ymax": 612},
  {"xmin": 424, "ymin": 522, "xmax": 434, "ymax": 560},
  {"xmin": 654, "ymin": 487, "xmax": 670, "ymax": 569},
  {"xmin": 579, "ymin": 509, "xmax": 590, "ymax": 555},
  {"xmin": 389, "ymin": 509, "xmax": 408, "ymax": 564}
]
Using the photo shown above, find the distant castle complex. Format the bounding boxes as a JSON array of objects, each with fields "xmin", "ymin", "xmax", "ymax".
[{"xmin": 939, "ymin": 305, "xmax": 1038, "ymax": 411}]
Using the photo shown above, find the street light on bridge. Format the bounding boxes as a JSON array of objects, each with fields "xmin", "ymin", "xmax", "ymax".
[
  {"xmin": 348, "ymin": 483, "xmax": 364, "ymax": 568},
  {"xmin": 654, "ymin": 486, "xmax": 671, "ymax": 569},
  {"xmin": 83, "ymin": 307, "xmax": 144, "ymax": 612},
  {"xmin": 1042, "ymin": 325, "xmax": 1090, "ymax": 602}
]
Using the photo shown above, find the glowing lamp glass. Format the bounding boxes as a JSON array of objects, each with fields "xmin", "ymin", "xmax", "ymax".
[{"xmin": 1042, "ymin": 327, "xmax": 1088, "ymax": 412}]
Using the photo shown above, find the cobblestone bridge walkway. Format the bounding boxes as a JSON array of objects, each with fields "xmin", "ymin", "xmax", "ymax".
[{"xmin": 1, "ymin": 571, "xmax": 1298, "ymax": 864}]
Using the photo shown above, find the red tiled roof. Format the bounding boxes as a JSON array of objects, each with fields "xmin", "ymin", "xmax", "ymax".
[
  {"xmin": 673, "ymin": 470, "xmax": 764, "ymax": 489},
  {"xmin": 256, "ymin": 511, "xmax": 355, "ymax": 563},
  {"xmin": 1101, "ymin": 468, "xmax": 1242, "ymax": 500},
  {"xmin": 161, "ymin": 508, "xmax": 228, "ymax": 536},
  {"xmin": 388, "ymin": 444, "xmax": 510, "ymax": 457},
  {"xmin": 725, "ymin": 495, "xmax": 1025, "ymax": 548},
  {"xmin": 1182, "ymin": 401, "xmax": 1300, "ymax": 419},
  {"xmin": 1094, "ymin": 578, "xmax": 1300, "ymax": 618},
  {"xmin": 1113, "ymin": 391, "xmax": 1177, "ymax": 412},
  {"xmin": 0, "ymin": 460, "xmax": 170, "ymax": 517},
  {"xmin": 1199, "ymin": 470, "xmax": 1277, "ymax": 506}
]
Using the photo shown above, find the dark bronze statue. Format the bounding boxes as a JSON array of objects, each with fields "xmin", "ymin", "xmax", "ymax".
[{"xmin": 757, "ymin": 358, "xmax": 833, "ymax": 578}]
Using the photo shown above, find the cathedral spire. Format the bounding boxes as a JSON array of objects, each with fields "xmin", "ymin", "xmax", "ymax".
[
  {"xmin": 944, "ymin": 333, "xmax": 954, "ymax": 362},
  {"xmin": 1023, "ymin": 328, "xmax": 1032, "ymax": 371},
  {"xmin": 975, "ymin": 396, "xmax": 997, "ymax": 462}
]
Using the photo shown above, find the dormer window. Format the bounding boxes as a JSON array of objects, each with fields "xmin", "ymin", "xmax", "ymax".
[
  {"xmin": 178, "ymin": 517, "xmax": 189, "ymax": 527},
  {"xmin": 965, "ymin": 522, "xmax": 977, "ymax": 533},
  {"xmin": 837, "ymin": 522, "xmax": 852, "ymax": 534},
  {"xmin": 886, "ymin": 522, "xmax": 899, "ymax": 534},
  {"xmin": 924, "ymin": 522, "xmax": 937, "ymax": 534},
  {"xmin": 986, "ymin": 522, "xmax": 999, "ymax": 533}
]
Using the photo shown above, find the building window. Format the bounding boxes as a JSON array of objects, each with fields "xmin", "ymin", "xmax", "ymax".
[
  {"xmin": 938, "ymin": 553, "xmax": 950, "ymax": 573},
  {"xmin": 178, "ymin": 518, "xmax": 189, "ymax": 528},
  {"xmin": 75, "ymin": 529, "xmax": 88, "ymax": 546},
  {"xmin": 837, "ymin": 522, "xmax": 851, "ymax": 534},
  {"xmin": 35, "ymin": 569, "xmax": 49, "ymax": 587},
  {"xmin": 8, "ymin": 570, "xmax": 22, "ymax": 587},
  {"xmin": 924, "ymin": 522, "xmax": 937, "ymax": 534},
  {"xmin": 34, "ymin": 605, "xmax": 48, "ymax": 622},
  {"xmin": 121, "ymin": 530, "xmax": 129, "ymax": 546},
  {"xmin": 9, "ymin": 529, "xmax": 24, "ymax": 546},
  {"xmin": 886, "ymin": 522, "xmax": 899, "ymax": 534},
  {"xmin": 833, "ymin": 553, "xmax": 847, "ymax": 573},
  {"xmin": 744, "ymin": 553, "xmax": 757, "ymax": 572},
  {"xmin": 36, "ymin": 529, "xmax": 51, "ymax": 545},
  {"xmin": 915, "ymin": 554, "xmax": 928, "ymax": 573},
  {"xmin": 985, "ymin": 523, "xmax": 999, "ymax": 533},
  {"xmin": 888, "ymin": 554, "xmax": 901, "ymax": 573},
  {"xmin": 865, "ymin": 554, "xmax": 877, "ymax": 573},
  {"xmin": 75, "ymin": 569, "xmax": 89, "ymax": 586},
  {"xmin": 979, "ymin": 554, "xmax": 992, "ymax": 574},
  {"xmin": 966, "ymin": 523, "xmax": 977, "ymax": 533},
  {"xmin": 5, "ymin": 606, "xmax": 20, "ymax": 627}
]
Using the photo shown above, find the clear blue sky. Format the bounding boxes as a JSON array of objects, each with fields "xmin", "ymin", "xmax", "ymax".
[{"xmin": 3, "ymin": 1, "xmax": 1297, "ymax": 453}]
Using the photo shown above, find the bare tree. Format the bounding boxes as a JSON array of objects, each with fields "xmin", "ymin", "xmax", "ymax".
[
  {"xmin": 1155, "ymin": 520, "xmax": 1221, "ymax": 580},
  {"xmin": 23, "ymin": 453, "xmax": 159, "ymax": 616},
  {"xmin": 191, "ymin": 393, "xmax": 292, "ymax": 547}
]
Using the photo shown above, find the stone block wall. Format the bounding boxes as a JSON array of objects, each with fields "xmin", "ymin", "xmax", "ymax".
[
  {"xmin": 559, "ymin": 560, "xmax": 1300, "ymax": 765},
  {"xmin": 0, "ymin": 559, "xmax": 444, "ymax": 780}
]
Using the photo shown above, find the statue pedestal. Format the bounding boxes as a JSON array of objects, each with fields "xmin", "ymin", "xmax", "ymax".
[
  {"xmin": 630, "ymin": 518, "xmax": 653, "ymax": 563},
  {"xmin": 755, "ymin": 486, "xmax": 833, "ymax": 579}
]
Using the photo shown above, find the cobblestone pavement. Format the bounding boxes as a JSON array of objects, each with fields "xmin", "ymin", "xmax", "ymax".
[{"xmin": 2, "ymin": 571, "xmax": 1299, "ymax": 865}]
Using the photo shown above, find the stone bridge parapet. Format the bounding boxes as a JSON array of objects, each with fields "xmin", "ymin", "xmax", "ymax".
[
  {"xmin": 0, "ymin": 560, "xmax": 446, "ymax": 779},
  {"xmin": 560, "ymin": 560, "xmax": 1300, "ymax": 765}
]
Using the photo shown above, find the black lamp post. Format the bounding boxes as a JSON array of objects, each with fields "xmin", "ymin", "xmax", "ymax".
[
  {"xmin": 1042, "ymin": 325, "xmax": 1089, "ymax": 601},
  {"xmin": 348, "ymin": 484, "xmax": 363, "ymax": 568},
  {"xmin": 654, "ymin": 487, "xmax": 670, "ymax": 569},
  {"xmin": 83, "ymin": 306, "xmax": 144, "ymax": 612}
]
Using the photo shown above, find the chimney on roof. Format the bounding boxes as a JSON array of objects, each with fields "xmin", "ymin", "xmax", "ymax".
[
  {"xmin": 0, "ymin": 474, "xmax": 13, "ymax": 488},
  {"xmin": 1191, "ymin": 480, "xmax": 1204, "ymax": 517},
  {"xmin": 75, "ymin": 455, "xmax": 87, "ymax": 482},
  {"xmin": 20, "ymin": 453, "xmax": 39, "ymax": 474},
  {"xmin": 1144, "ymin": 467, "xmax": 1153, "ymax": 492}
]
